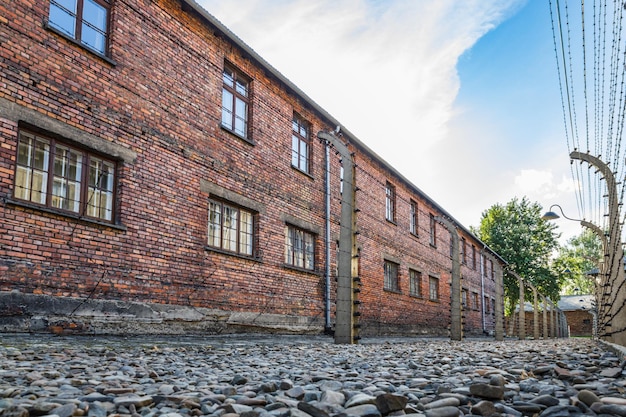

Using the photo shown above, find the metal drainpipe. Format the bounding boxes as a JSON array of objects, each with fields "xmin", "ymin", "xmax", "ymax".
[
  {"xmin": 480, "ymin": 248, "xmax": 486, "ymax": 334},
  {"xmin": 324, "ymin": 139, "xmax": 332, "ymax": 334}
]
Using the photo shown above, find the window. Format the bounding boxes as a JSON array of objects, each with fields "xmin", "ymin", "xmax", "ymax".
[
  {"xmin": 291, "ymin": 114, "xmax": 310, "ymax": 173},
  {"xmin": 429, "ymin": 214, "xmax": 437, "ymax": 247},
  {"xmin": 48, "ymin": 0, "xmax": 110, "ymax": 55},
  {"xmin": 484, "ymin": 295, "xmax": 490, "ymax": 313},
  {"xmin": 410, "ymin": 200, "xmax": 418, "ymax": 235},
  {"xmin": 460, "ymin": 238, "xmax": 466, "ymax": 264},
  {"xmin": 461, "ymin": 288, "xmax": 467, "ymax": 307},
  {"xmin": 384, "ymin": 260, "xmax": 399, "ymax": 292},
  {"xmin": 14, "ymin": 130, "xmax": 116, "ymax": 222},
  {"xmin": 285, "ymin": 225, "xmax": 315, "ymax": 270},
  {"xmin": 429, "ymin": 275, "xmax": 439, "ymax": 301},
  {"xmin": 222, "ymin": 65, "xmax": 250, "ymax": 139},
  {"xmin": 208, "ymin": 199, "xmax": 255, "ymax": 256},
  {"xmin": 409, "ymin": 269, "xmax": 422, "ymax": 297},
  {"xmin": 491, "ymin": 298, "xmax": 496, "ymax": 314},
  {"xmin": 471, "ymin": 245, "xmax": 476, "ymax": 270},
  {"xmin": 472, "ymin": 292, "xmax": 479, "ymax": 310},
  {"xmin": 385, "ymin": 182, "xmax": 396, "ymax": 222}
]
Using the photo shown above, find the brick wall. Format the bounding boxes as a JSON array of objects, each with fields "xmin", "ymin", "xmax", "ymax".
[
  {"xmin": 0, "ymin": 0, "xmax": 501, "ymax": 336},
  {"xmin": 564, "ymin": 310, "xmax": 593, "ymax": 337}
]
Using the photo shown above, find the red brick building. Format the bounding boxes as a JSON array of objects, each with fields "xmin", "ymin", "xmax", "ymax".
[{"xmin": 0, "ymin": 0, "xmax": 505, "ymax": 337}]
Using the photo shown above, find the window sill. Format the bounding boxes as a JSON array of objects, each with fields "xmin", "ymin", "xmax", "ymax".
[
  {"xmin": 5, "ymin": 198, "xmax": 126, "ymax": 230},
  {"xmin": 428, "ymin": 298, "xmax": 440, "ymax": 303},
  {"xmin": 291, "ymin": 165, "xmax": 314, "ymax": 180},
  {"xmin": 410, "ymin": 232, "xmax": 419, "ymax": 239},
  {"xmin": 283, "ymin": 264, "xmax": 321, "ymax": 275},
  {"xmin": 205, "ymin": 246, "xmax": 261, "ymax": 262},
  {"xmin": 409, "ymin": 294, "xmax": 423, "ymax": 299},
  {"xmin": 385, "ymin": 219, "xmax": 397, "ymax": 226},
  {"xmin": 384, "ymin": 288, "xmax": 402, "ymax": 294},
  {"xmin": 45, "ymin": 22, "xmax": 117, "ymax": 66},
  {"xmin": 220, "ymin": 124, "xmax": 255, "ymax": 145}
]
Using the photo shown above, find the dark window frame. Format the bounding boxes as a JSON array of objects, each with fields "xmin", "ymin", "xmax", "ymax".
[
  {"xmin": 429, "ymin": 275, "xmax": 439, "ymax": 301},
  {"xmin": 410, "ymin": 199, "xmax": 418, "ymax": 236},
  {"xmin": 471, "ymin": 245, "xmax": 476, "ymax": 270},
  {"xmin": 207, "ymin": 198, "xmax": 257, "ymax": 258},
  {"xmin": 409, "ymin": 268, "xmax": 422, "ymax": 297},
  {"xmin": 13, "ymin": 128, "xmax": 118, "ymax": 223},
  {"xmin": 285, "ymin": 223, "xmax": 316, "ymax": 271},
  {"xmin": 385, "ymin": 182, "xmax": 396, "ymax": 223},
  {"xmin": 472, "ymin": 291, "xmax": 479, "ymax": 311},
  {"xmin": 47, "ymin": 0, "xmax": 112, "ymax": 57},
  {"xmin": 461, "ymin": 237, "xmax": 467, "ymax": 264},
  {"xmin": 429, "ymin": 214, "xmax": 437, "ymax": 247},
  {"xmin": 221, "ymin": 64, "xmax": 252, "ymax": 141},
  {"xmin": 384, "ymin": 260, "xmax": 400, "ymax": 292},
  {"xmin": 291, "ymin": 113, "xmax": 311, "ymax": 174}
]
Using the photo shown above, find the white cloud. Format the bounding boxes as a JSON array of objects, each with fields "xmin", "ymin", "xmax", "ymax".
[
  {"xmin": 515, "ymin": 169, "xmax": 554, "ymax": 195},
  {"xmin": 199, "ymin": 0, "xmax": 521, "ymax": 152}
]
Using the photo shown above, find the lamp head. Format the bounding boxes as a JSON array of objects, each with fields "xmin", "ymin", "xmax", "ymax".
[{"xmin": 541, "ymin": 211, "xmax": 560, "ymax": 220}]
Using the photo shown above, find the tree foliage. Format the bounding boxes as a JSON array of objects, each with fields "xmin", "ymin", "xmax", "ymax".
[
  {"xmin": 552, "ymin": 229, "xmax": 602, "ymax": 295},
  {"xmin": 471, "ymin": 197, "xmax": 561, "ymax": 314}
]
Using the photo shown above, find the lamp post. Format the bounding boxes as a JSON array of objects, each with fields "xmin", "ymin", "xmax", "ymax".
[{"xmin": 541, "ymin": 203, "xmax": 607, "ymax": 340}]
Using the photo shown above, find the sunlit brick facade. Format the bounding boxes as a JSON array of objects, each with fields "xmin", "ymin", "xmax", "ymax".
[{"xmin": 0, "ymin": 0, "xmax": 504, "ymax": 336}]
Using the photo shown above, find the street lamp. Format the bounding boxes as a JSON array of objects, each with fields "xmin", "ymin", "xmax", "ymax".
[{"xmin": 542, "ymin": 204, "xmax": 606, "ymax": 340}]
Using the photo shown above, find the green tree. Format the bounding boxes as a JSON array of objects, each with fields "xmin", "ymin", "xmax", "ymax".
[
  {"xmin": 552, "ymin": 229, "xmax": 602, "ymax": 295},
  {"xmin": 472, "ymin": 197, "xmax": 561, "ymax": 314}
]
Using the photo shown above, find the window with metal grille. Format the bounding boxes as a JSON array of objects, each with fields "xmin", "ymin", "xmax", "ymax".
[
  {"xmin": 208, "ymin": 199, "xmax": 255, "ymax": 256},
  {"xmin": 410, "ymin": 200, "xmax": 418, "ymax": 235},
  {"xmin": 14, "ymin": 129, "xmax": 116, "ymax": 222},
  {"xmin": 285, "ymin": 224, "xmax": 315, "ymax": 270},
  {"xmin": 384, "ymin": 260, "xmax": 399, "ymax": 292},
  {"xmin": 409, "ymin": 269, "xmax": 422, "ymax": 297},
  {"xmin": 429, "ymin": 275, "xmax": 439, "ymax": 301}
]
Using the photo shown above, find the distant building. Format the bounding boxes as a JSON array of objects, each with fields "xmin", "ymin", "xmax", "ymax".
[
  {"xmin": 508, "ymin": 294, "xmax": 594, "ymax": 338},
  {"xmin": 558, "ymin": 295, "xmax": 594, "ymax": 337}
]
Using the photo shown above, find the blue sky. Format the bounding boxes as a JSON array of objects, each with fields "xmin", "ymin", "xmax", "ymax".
[{"xmin": 199, "ymin": 0, "xmax": 582, "ymax": 243}]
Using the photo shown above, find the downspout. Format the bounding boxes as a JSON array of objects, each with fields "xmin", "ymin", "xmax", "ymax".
[
  {"xmin": 480, "ymin": 247, "xmax": 486, "ymax": 334},
  {"xmin": 324, "ymin": 139, "xmax": 332, "ymax": 334}
]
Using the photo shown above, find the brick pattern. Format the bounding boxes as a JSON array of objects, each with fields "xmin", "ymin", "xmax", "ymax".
[{"xmin": 0, "ymin": 0, "xmax": 501, "ymax": 335}]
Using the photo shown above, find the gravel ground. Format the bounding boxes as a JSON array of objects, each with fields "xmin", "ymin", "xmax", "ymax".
[{"xmin": 0, "ymin": 334, "xmax": 625, "ymax": 417}]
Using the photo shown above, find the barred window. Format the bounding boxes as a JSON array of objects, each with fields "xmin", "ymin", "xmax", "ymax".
[
  {"xmin": 285, "ymin": 225, "xmax": 315, "ymax": 270},
  {"xmin": 410, "ymin": 200, "xmax": 418, "ymax": 235},
  {"xmin": 429, "ymin": 275, "xmax": 439, "ymax": 301},
  {"xmin": 409, "ymin": 269, "xmax": 422, "ymax": 297},
  {"xmin": 14, "ymin": 129, "xmax": 116, "ymax": 222},
  {"xmin": 384, "ymin": 260, "xmax": 399, "ymax": 292},
  {"xmin": 208, "ymin": 199, "xmax": 255, "ymax": 256},
  {"xmin": 429, "ymin": 214, "xmax": 437, "ymax": 247},
  {"xmin": 48, "ymin": 0, "xmax": 111, "ymax": 55},
  {"xmin": 461, "ymin": 238, "xmax": 467, "ymax": 264}
]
